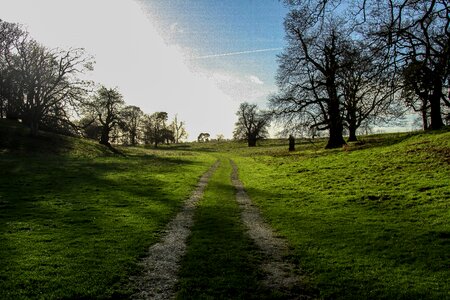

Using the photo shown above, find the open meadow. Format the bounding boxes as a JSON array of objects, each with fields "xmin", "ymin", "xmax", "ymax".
[{"xmin": 0, "ymin": 121, "xmax": 449, "ymax": 299}]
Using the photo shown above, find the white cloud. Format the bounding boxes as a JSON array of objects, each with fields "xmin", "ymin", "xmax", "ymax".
[
  {"xmin": 0, "ymin": 0, "xmax": 238, "ymax": 139},
  {"xmin": 248, "ymin": 75, "xmax": 264, "ymax": 85}
]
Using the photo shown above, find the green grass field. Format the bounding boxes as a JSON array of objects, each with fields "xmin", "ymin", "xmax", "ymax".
[
  {"xmin": 1, "ymin": 120, "xmax": 449, "ymax": 299},
  {"xmin": 0, "ymin": 122, "xmax": 215, "ymax": 298},
  {"xmin": 232, "ymin": 130, "xmax": 450, "ymax": 299}
]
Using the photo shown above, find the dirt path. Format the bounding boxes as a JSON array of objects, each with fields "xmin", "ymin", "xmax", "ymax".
[
  {"xmin": 230, "ymin": 160, "xmax": 309, "ymax": 299},
  {"xmin": 130, "ymin": 161, "xmax": 220, "ymax": 300}
]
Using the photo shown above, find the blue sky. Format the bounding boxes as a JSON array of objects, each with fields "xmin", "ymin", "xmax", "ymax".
[
  {"xmin": 141, "ymin": 0, "xmax": 288, "ymax": 96},
  {"xmin": 0, "ymin": 0, "xmax": 289, "ymax": 139}
]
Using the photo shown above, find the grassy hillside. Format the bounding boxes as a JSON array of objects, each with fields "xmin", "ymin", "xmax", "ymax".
[
  {"xmin": 0, "ymin": 119, "xmax": 112, "ymax": 157},
  {"xmin": 1, "ymin": 120, "xmax": 448, "ymax": 299},
  {"xmin": 0, "ymin": 121, "xmax": 216, "ymax": 299},
  {"xmin": 232, "ymin": 130, "xmax": 450, "ymax": 299}
]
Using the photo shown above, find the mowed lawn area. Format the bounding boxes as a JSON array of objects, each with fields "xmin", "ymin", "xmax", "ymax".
[
  {"xmin": 232, "ymin": 130, "xmax": 450, "ymax": 299},
  {"xmin": 0, "ymin": 133, "xmax": 215, "ymax": 298}
]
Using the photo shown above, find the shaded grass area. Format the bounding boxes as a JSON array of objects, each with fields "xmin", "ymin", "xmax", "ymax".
[
  {"xmin": 176, "ymin": 158, "xmax": 283, "ymax": 299},
  {"xmin": 0, "ymin": 119, "xmax": 113, "ymax": 157},
  {"xmin": 232, "ymin": 130, "xmax": 450, "ymax": 299},
  {"xmin": 0, "ymin": 149, "xmax": 215, "ymax": 299}
]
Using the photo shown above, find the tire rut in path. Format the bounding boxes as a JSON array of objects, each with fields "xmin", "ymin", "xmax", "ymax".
[
  {"xmin": 130, "ymin": 160, "xmax": 220, "ymax": 300},
  {"xmin": 230, "ymin": 160, "xmax": 309, "ymax": 299}
]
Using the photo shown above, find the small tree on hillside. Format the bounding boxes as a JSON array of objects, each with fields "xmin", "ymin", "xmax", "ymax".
[
  {"xmin": 171, "ymin": 114, "xmax": 187, "ymax": 143},
  {"xmin": 143, "ymin": 111, "xmax": 168, "ymax": 148},
  {"xmin": 120, "ymin": 105, "xmax": 143, "ymax": 145},
  {"xmin": 197, "ymin": 132, "xmax": 210, "ymax": 142},
  {"xmin": 233, "ymin": 102, "xmax": 271, "ymax": 147},
  {"xmin": 86, "ymin": 86, "xmax": 124, "ymax": 146}
]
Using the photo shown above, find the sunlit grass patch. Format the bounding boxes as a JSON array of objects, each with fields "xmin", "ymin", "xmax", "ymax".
[{"xmin": 232, "ymin": 130, "xmax": 450, "ymax": 299}]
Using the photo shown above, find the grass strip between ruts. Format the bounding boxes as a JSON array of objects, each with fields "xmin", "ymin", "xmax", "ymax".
[{"xmin": 176, "ymin": 157, "xmax": 287, "ymax": 299}]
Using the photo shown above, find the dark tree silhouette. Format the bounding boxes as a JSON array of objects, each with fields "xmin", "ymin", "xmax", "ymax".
[
  {"xmin": 233, "ymin": 102, "xmax": 270, "ymax": 147},
  {"xmin": 8, "ymin": 40, "xmax": 91, "ymax": 136},
  {"xmin": 366, "ymin": 0, "xmax": 450, "ymax": 130},
  {"xmin": 339, "ymin": 41, "xmax": 402, "ymax": 141},
  {"xmin": 285, "ymin": 0, "xmax": 449, "ymax": 130},
  {"xmin": 120, "ymin": 105, "xmax": 143, "ymax": 145},
  {"xmin": 272, "ymin": 9, "xmax": 347, "ymax": 148},
  {"xmin": 0, "ymin": 20, "xmax": 26, "ymax": 120},
  {"xmin": 197, "ymin": 132, "xmax": 210, "ymax": 142},
  {"xmin": 87, "ymin": 86, "xmax": 125, "ymax": 146},
  {"xmin": 143, "ymin": 112, "xmax": 169, "ymax": 148},
  {"xmin": 402, "ymin": 61, "xmax": 434, "ymax": 130},
  {"xmin": 0, "ymin": 19, "xmax": 93, "ymax": 136}
]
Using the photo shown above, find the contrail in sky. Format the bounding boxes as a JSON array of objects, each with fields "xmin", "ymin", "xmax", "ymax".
[{"xmin": 193, "ymin": 47, "xmax": 282, "ymax": 59}]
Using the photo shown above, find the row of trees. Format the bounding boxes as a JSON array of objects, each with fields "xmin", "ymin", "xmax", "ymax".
[
  {"xmin": 80, "ymin": 87, "xmax": 187, "ymax": 147},
  {"xmin": 0, "ymin": 19, "xmax": 187, "ymax": 147},
  {"xmin": 268, "ymin": 0, "xmax": 449, "ymax": 148}
]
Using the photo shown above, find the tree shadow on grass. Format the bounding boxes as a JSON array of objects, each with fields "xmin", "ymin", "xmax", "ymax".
[
  {"xmin": 0, "ymin": 153, "xmax": 208, "ymax": 299},
  {"xmin": 176, "ymin": 187, "xmax": 296, "ymax": 299}
]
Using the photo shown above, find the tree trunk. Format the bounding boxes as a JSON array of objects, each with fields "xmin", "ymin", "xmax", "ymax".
[
  {"xmin": 346, "ymin": 104, "xmax": 358, "ymax": 142},
  {"xmin": 421, "ymin": 106, "xmax": 428, "ymax": 130},
  {"xmin": 348, "ymin": 131, "xmax": 357, "ymax": 142},
  {"xmin": 429, "ymin": 77, "xmax": 443, "ymax": 130},
  {"xmin": 100, "ymin": 127, "xmax": 110, "ymax": 145},
  {"xmin": 347, "ymin": 124, "xmax": 357, "ymax": 142},
  {"xmin": 0, "ymin": 97, "xmax": 3, "ymax": 119},
  {"xmin": 130, "ymin": 132, "xmax": 136, "ymax": 146},
  {"xmin": 326, "ymin": 89, "xmax": 346, "ymax": 149},
  {"xmin": 248, "ymin": 137, "xmax": 257, "ymax": 147},
  {"xmin": 327, "ymin": 126, "xmax": 346, "ymax": 148},
  {"xmin": 29, "ymin": 120, "xmax": 39, "ymax": 136}
]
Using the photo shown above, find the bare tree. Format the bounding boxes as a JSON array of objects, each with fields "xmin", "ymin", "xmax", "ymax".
[
  {"xmin": 234, "ymin": 102, "xmax": 271, "ymax": 147},
  {"xmin": 0, "ymin": 20, "xmax": 26, "ymax": 119},
  {"xmin": 120, "ymin": 105, "xmax": 143, "ymax": 145},
  {"xmin": 8, "ymin": 39, "xmax": 92, "ymax": 135},
  {"xmin": 272, "ymin": 9, "xmax": 348, "ymax": 148},
  {"xmin": 171, "ymin": 114, "xmax": 187, "ymax": 143},
  {"xmin": 143, "ymin": 112, "xmax": 168, "ymax": 148},
  {"xmin": 369, "ymin": 0, "xmax": 450, "ymax": 130},
  {"xmin": 86, "ymin": 86, "xmax": 125, "ymax": 146},
  {"xmin": 283, "ymin": 0, "xmax": 449, "ymax": 130},
  {"xmin": 401, "ymin": 61, "xmax": 433, "ymax": 130},
  {"xmin": 339, "ymin": 41, "xmax": 403, "ymax": 141}
]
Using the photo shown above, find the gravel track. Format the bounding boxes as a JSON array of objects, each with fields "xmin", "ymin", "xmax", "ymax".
[
  {"xmin": 130, "ymin": 160, "xmax": 220, "ymax": 300},
  {"xmin": 231, "ymin": 160, "xmax": 309, "ymax": 299}
]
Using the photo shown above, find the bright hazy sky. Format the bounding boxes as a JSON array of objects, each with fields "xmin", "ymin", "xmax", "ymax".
[{"xmin": 0, "ymin": 0, "xmax": 288, "ymax": 140}]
